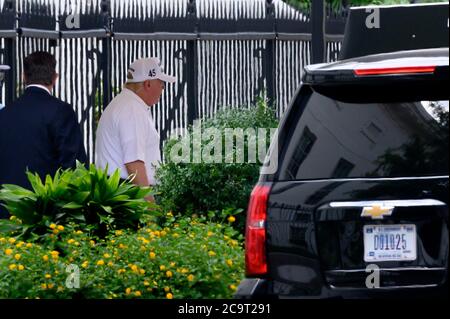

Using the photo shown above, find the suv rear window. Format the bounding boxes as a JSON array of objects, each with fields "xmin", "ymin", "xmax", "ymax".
[{"xmin": 277, "ymin": 89, "xmax": 449, "ymax": 180}]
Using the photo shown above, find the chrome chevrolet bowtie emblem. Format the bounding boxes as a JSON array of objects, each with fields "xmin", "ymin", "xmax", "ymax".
[{"xmin": 361, "ymin": 205, "xmax": 394, "ymax": 220}]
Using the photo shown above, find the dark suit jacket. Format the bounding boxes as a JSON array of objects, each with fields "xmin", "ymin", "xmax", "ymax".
[{"xmin": 0, "ymin": 86, "xmax": 87, "ymax": 200}]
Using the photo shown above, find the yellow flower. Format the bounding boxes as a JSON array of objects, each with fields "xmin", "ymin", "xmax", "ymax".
[
  {"xmin": 108, "ymin": 261, "xmax": 114, "ymax": 267},
  {"xmin": 125, "ymin": 288, "xmax": 132, "ymax": 295},
  {"xmin": 208, "ymin": 251, "xmax": 216, "ymax": 257},
  {"xmin": 4, "ymin": 248, "xmax": 13, "ymax": 255},
  {"xmin": 134, "ymin": 291, "xmax": 142, "ymax": 297},
  {"xmin": 118, "ymin": 269, "xmax": 126, "ymax": 274},
  {"xmin": 8, "ymin": 238, "xmax": 16, "ymax": 244},
  {"xmin": 131, "ymin": 264, "xmax": 138, "ymax": 272},
  {"xmin": 90, "ymin": 240, "xmax": 96, "ymax": 246},
  {"xmin": 115, "ymin": 230, "xmax": 123, "ymax": 236},
  {"xmin": 48, "ymin": 284, "xmax": 54, "ymax": 289},
  {"xmin": 81, "ymin": 261, "xmax": 89, "ymax": 269},
  {"xmin": 9, "ymin": 264, "xmax": 17, "ymax": 270},
  {"xmin": 16, "ymin": 242, "xmax": 24, "ymax": 248},
  {"xmin": 139, "ymin": 269, "xmax": 146, "ymax": 275},
  {"xmin": 26, "ymin": 243, "xmax": 33, "ymax": 248},
  {"xmin": 160, "ymin": 230, "xmax": 167, "ymax": 237},
  {"xmin": 75, "ymin": 230, "xmax": 83, "ymax": 235},
  {"xmin": 166, "ymin": 293, "xmax": 173, "ymax": 299},
  {"xmin": 149, "ymin": 252, "xmax": 156, "ymax": 259},
  {"xmin": 0, "ymin": 238, "xmax": 5, "ymax": 243},
  {"xmin": 187, "ymin": 274, "xmax": 195, "ymax": 282},
  {"xmin": 166, "ymin": 271, "xmax": 173, "ymax": 278},
  {"xmin": 42, "ymin": 255, "xmax": 49, "ymax": 262},
  {"xmin": 14, "ymin": 254, "xmax": 21, "ymax": 260},
  {"xmin": 118, "ymin": 243, "xmax": 126, "ymax": 249},
  {"xmin": 207, "ymin": 231, "xmax": 214, "ymax": 237},
  {"xmin": 164, "ymin": 287, "xmax": 171, "ymax": 292},
  {"xmin": 96, "ymin": 260, "xmax": 105, "ymax": 266},
  {"xmin": 52, "ymin": 229, "xmax": 59, "ymax": 235},
  {"xmin": 159, "ymin": 265, "xmax": 166, "ymax": 271},
  {"xmin": 57, "ymin": 225, "xmax": 64, "ymax": 231},
  {"xmin": 170, "ymin": 262, "xmax": 176, "ymax": 267},
  {"xmin": 229, "ymin": 284, "xmax": 237, "ymax": 291},
  {"xmin": 45, "ymin": 274, "xmax": 52, "ymax": 279},
  {"xmin": 227, "ymin": 216, "xmax": 236, "ymax": 223},
  {"xmin": 103, "ymin": 253, "xmax": 111, "ymax": 258},
  {"xmin": 181, "ymin": 268, "xmax": 189, "ymax": 274},
  {"xmin": 49, "ymin": 224, "xmax": 57, "ymax": 229},
  {"xmin": 41, "ymin": 283, "xmax": 48, "ymax": 290},
  {"xmin": 18, "ymin": 264, "xmax": 25, "ymax": 271},
  {"xmin": 9, "ymin": 215, "xmax": 16, "ymax": 221},
  {"xmin": 167, "ymin": 211, "xmax": 173, "ymax": 217},
  {"xmin": 143, "ymin": 281, "xmax": 150, "ymax": 286},
  {"xmin": 50, "ymin": 251, "xmax": 59, "ymax": 260},
  {"xmin": 67, "ymin": 239, "xmax": 75, "ymax": 244},
  {"xmin": 226, "ymin": 259, "xmax": 233, "ymax": 267}
]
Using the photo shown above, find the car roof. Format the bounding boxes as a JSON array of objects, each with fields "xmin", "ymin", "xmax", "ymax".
[{"xmin": 303, "ymin": 48, "xmax": 449, "ymax": 86}]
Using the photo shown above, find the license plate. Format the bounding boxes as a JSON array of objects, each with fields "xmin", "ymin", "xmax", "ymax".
[{"xmin": 363, "ymin": 224, "xmax": 417, "ymax": 262}]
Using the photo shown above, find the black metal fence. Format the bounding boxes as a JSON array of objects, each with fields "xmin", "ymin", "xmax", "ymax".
[{"xmin": 0, "ymin": 0, "xmax": 349, "ymax": 163}]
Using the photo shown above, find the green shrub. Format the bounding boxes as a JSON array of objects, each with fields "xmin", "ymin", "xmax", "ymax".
[
  {"xmin": 155, "ymin": 98, "xmax": 278, "ymax": 231},
  {"xmin": 0, "ymin": 163, "xmax": 156, "ymax": 240},
  {"xmin": 0, "ymin": 214, "xmax": 244, "ymax": 299}
]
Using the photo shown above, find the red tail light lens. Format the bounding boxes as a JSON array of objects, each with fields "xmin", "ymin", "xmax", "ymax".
[
  {"xmin": 245, "ymin": 184, "xmax": 271, "ymax": 277},
  {"xmin": 354, "ymin": 66, "xmax": 436, "ymax": 76}
]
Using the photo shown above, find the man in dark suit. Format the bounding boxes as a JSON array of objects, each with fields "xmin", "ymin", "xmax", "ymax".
[{"xmin": 0, "ymin": 51, "xmax": 87, "ymax": 218}]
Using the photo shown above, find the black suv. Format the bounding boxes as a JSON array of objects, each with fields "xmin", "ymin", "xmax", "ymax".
[{"xmin": 236, "ymin": 47, "xmax": 449, "ymax": 298}]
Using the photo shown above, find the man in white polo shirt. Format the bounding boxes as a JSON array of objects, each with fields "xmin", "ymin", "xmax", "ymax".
[{"xmin": 95, "ymin": 58, "xmax": 176, "ymax": 201}]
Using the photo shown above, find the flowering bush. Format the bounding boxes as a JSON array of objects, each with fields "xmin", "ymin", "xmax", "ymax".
[{"xmin": 0, "ymin": 213, "xmax": 244, "ymax": 299}]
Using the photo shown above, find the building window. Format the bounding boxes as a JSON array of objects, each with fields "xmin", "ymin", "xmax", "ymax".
[
  {"xmin": 286, "ymin": 126, "xmax": 317, "ymax": 179},
  {"xmin": 331, "ymin": 158, "xmax": 355, "ymax": 178}
]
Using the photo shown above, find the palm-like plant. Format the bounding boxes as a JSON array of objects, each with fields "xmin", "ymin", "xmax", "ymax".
[{"xmin": 0, "ymin": 163, "xmax": 156, "ymax": 240}]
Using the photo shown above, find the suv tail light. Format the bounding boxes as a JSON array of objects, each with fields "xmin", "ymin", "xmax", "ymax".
[
  {"xmin": 245, "ymin": 183, "xmax": 271, "ymax": 277},
  {"xmin": 354, "ymin": 66, "xmax": 436, "ymax": 76}
]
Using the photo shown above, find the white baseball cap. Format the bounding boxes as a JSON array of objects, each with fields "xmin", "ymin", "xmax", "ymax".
[{"xmin": 126, "ymin": 57, "xmax": 176, "ymax": 84}]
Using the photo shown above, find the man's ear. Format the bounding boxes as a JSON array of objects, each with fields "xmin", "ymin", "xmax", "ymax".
[{"xmin": 52, "ymin": 73, "xmax": 59, "ymax": 86}]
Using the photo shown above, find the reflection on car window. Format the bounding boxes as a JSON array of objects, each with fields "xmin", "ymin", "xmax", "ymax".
[{"xmin": 279, "ymin": 92, "xmax": 449, "ymax": 180}]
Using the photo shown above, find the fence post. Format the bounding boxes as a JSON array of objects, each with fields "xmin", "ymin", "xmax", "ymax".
[
  {"xmin": 186, "ymin": 0, "xmax": 198, "ymax": 126},
  {"xmin": 311, "ymin": 0, "xmax": 325, "ymax": 64},
  {"xmin": 100, "ymin": 0, "xmax": 112, "ymax": 110},
  {"xmin": 4, "ymin": 0, "xmax": 16, "ymax": 106},
  {"xmin": 265, "ymin": 0, "xmax": 276, "ymax": 108}
]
